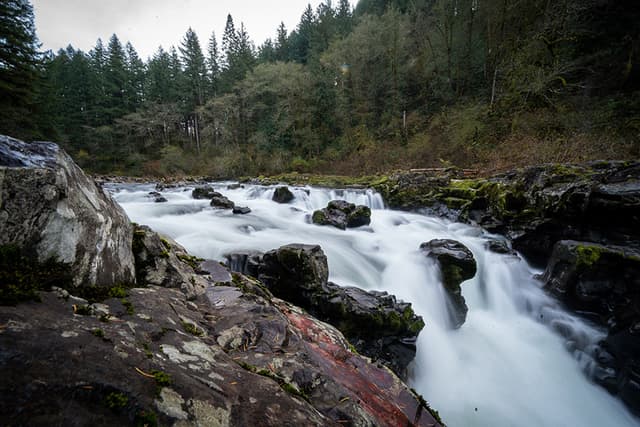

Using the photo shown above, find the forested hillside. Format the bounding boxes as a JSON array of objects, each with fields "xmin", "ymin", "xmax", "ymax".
[{"xmin": 2, "ymin": 0, "xmax": 639, "ymax": 176}]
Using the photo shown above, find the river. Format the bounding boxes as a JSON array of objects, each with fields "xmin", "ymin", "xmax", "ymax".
[{"xmin": 109, "ymin": 182, "xmax": 639, "ymax": 427}]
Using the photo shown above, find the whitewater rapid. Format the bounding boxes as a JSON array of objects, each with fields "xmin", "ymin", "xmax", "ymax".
[{"xmin": 110, "ymin": 182, "xmax": 639, "ymax": 427}]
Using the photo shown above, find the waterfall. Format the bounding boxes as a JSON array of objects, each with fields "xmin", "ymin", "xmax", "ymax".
[{"xmin": 108, "ymin": 182, "xmax": 639, "ymax": 427}]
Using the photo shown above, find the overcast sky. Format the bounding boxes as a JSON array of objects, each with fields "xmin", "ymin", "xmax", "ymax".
[{"xmin": 32, "ymin": 0, "xmax": 354, "ymax": 60}]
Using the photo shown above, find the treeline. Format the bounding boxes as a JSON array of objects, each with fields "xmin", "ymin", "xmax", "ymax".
[{"xmin": 2, "ymin": 0, "xmax": 639, "ymax": 176}]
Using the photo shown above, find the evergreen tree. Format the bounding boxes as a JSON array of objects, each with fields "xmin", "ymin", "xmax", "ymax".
[
  {"xmin": 206, "ymin": 31, "xmax": 220, "ymax": 96},
  {"xmin": 87, "ymin": 38, "xmax": 107, "ymax": 125},
  {"xmin": 221, "ymin": 14, "xmax": 237, "ymax": 70},
  {"xmin": 258, "ymin": 38, "xmax": 277, "ymax": 63},
  {"xmin": 0, "ymin": 0, "xmax": 41, "ymax": 138},
  {"xmin": 179, "ymin": 28, "xmax": 207, "ymax": 108},
  {"xmin": 290, "ymin": 4, "xmax": 315, "ymax": 64},
  {"xmin": 125, "ymin": 42, "xmax": 145, "ymax": 110},
  {"xmin": 105, "ymin": 34, "xmax": 128, "ymax": 121},
  {"xmin": 275, "ymin": 22, "xmax": 289, "ymax": 61}
]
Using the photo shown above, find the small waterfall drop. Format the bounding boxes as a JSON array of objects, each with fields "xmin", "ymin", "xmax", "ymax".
[{"xmin": 108, "ymin": 182, "xmax": 639, "ymax": 427}]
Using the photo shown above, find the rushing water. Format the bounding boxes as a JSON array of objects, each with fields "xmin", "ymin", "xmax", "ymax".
[{"xmin": 110, "ymin": 182, "xmax": 639, "ymax": 427}]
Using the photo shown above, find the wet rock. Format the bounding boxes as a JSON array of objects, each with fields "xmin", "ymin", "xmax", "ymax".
[
  {"xmin": 542, "ymin": 240, "xmax": 640, "ymax": 414},
  {"xmin": 312, "ymin": 200, "xmax": 371, "ymax": 230},
  {"xmin": 232, "ymin": 206, "xmax": 251, "ymax": 214},
  {"xmin": 224, "ymin": 251, "xmax": 263, "ymax": 277},
  {"xmin": 0, "ymin": 135, "xmax": 135, "ymax": 289},
  {"xmin": 132, "ymin": 224, "xmax": 208, "ymax": 300},
  {"xmin": 192, "ymin": 186, "xmax": 217, "ymax": 199},
  {"xmin": 256, "ymin": 244, "xmax": 424, "ymax": 379},
  {"xmin": 272, "ymin": 186, "xmax": 294, "ymax": 203},
  {"xmin": 485, "ymin": 239, "xmax": 517, "ymax": 255},
  {"xmin": 210, "ymin": 194, "xmax": 235, "ymax": 209},
  {"xmin": 154, "ymin": 196, "xmax": 168, "ymax": 203},
  {"xmin": 420, "ymin": 239, "xmax": 477, "ymax": 328},
  {"xmin": 227, "ymin": 183, "xmax": 244, "ymax": 190}
]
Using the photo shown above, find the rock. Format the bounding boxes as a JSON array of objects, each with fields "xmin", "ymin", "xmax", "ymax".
[
  {"xmin": 210, "ymin": 194, "xmax": 235, "ymax": 209},
  {"xmin": 420, "ymin": 239, "xmax": 477, "ymax": 328},
  {"xmin": 0, "ymin": 135, "xmax": 135, "ymax": 289},
  {"xmin": 132, "ymin": 224, "xmax": 208, "ymax": 300},
  {"xmin": 227, "ymin": 183, "xmax": 244, "ymax": 190},
  {"xmin": 484, "ymin": 239, "xmax": 517, "ymax": 255},
  {"xmin": 542, "ymin": 240, "xmax": 640, "ymax": 414},
  {"xmin": 312, "ymin": 200, "xmax": 371, "ymax": 230},
  {"xmin": 224, "ymin": 251, "xmax": 263, "ymax": 278},
  {"xmin": 256, "ymin": 244, "xmax": 424, "ymax": 379},
  {"xmin": 0, "ymin": 270, "xmax": 442, "ymax": 427},
  {"xmin": 232, "ymin": 206, "xmax": 251, "ymax": 214},
  {"xmin": 154, "ymin": 196, "xmax": 168, "ymax": 203},
  {"xmin": 373, "ymin": 161, "xmax": 640, "ymax": 267},
  {"xmin": 272, "ymin": 186, "xmax": 294, "ymax": 203},
  {"xmin": 191, "ymin": 186, "xmax": 218, "ymax": 199}
]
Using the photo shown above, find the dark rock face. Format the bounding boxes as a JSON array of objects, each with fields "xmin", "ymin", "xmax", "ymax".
[
  {"xmin": 255, "ymin": 244, "xmax": 424, "ymax": 379},
  {"xmin": 210, "ymin": 193, "xmax": 235, "ymax": 209},
  {"xmin": 542, "ymin": 240, "xmax": 640, "ymax": 413},
  {"xmin": 0, "ymin": 135, "xmax": 135, "ymax": 288},
  {"xmin": 312, "ymin": 200, "xmax": 371, "ymax": 230},
  {"xmin": 272, "ymin": 186, "xmax": 294, "ymax": 203},
  {"xmin": 420, "ymin": 239, "xmax": 477, "ymax": 329},
  {"xmin": 232, "ymin": 206, "xmax": 251, "ymax": 214}
]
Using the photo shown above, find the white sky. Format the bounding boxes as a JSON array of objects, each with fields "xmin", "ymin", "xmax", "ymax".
[{"xmin": 32, "ymin": 0, "xmax": 355, "ymax": 60}]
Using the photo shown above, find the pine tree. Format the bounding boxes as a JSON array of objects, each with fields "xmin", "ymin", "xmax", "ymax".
[
  {"xmin": 275, "ymin": 22, "xmax": 289, "ymax": 61},
  {"xmin": 221, "ymin": 14, "xmax": 237, "ymax": 70},
  {"xmin": 207, "ymin": 31, "xmax": 220, "ymax": 96},
  {"xmin": 179, "ymin": 27, "xmax": 207, "ymax": 108},
  {"xmin": 125, "ymin": 42, "xmax": 145, "ymax": 111},
  {"xmin": 105, "ymin": 34, "xmax": 127, "ymax": 121},
  {"xmin": 290, "ymin": 4, "xmax": 316, "ymax": 64},
  {"xmin": 87, "ymin": 38, "xmax": 108, "ymax": 125},
  {"xmin": 0, "ymin": 0, "xmax": 41, "ymax": 138}
]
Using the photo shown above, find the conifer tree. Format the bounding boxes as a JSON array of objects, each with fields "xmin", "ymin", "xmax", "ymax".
[{"xmin": 0, "ymin": 0, "xmax": 41, "ymax": 138}]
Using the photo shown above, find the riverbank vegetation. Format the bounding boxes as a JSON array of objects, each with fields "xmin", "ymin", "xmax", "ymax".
[{"xmin": 1, "ymin": 0, "xmax": 639, "ymax": 176}]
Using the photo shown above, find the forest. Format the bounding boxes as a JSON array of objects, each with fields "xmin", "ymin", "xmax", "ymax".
[{"xmin": 1, "ymin": 0, "xmax": 639, "ymax": 176}]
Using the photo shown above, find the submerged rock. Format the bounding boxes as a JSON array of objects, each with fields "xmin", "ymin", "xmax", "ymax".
[
  {"xmin": 272, "ymin": 186, "xmax": 294, "ymax": 203},
  {"xmin": 0, "ymin": 135, "xmax": 135, "ymax": 289},
  {"xmin": 420, "ymin": 239, "xmax": 477, "ymax": 328},
  {"xmin": 232, "ymin": 206, "xmax": 251, "ymax": 214},
  {"xmin": 256, "ymin": 243, "xmax": 424, "ymax": 379},
  {"xmin": 312, "ymin": 200, "xmax": 371, "ymax": 230}
]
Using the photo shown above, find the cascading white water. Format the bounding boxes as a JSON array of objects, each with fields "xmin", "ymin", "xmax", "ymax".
[{"xmin": 109, "ymin": 182, "xmax": 639, "ymax": 427}]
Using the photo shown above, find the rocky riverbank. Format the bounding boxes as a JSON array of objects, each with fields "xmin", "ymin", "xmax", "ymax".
[
  {"xmin": 256, "ymin": 161, "xmax": 640, "ymax": 415},
  {"xmin": 0, "ymin": 135, "xmax": 442, "ymax": 426}
]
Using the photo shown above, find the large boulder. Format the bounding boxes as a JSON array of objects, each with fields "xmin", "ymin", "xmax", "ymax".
[
  {"xmin": 312, "ymin": 200, "xmax": 371, "ymax": 230},
  {"xmin": 420, "ymin": 239, "xmax": 477, "ymax": 328},
  {"xmin": 272, "ymin": 186, "xmax": 294, "ymax": 203},
  {"xmin": 255, "ymin": 244, "xmax": 424, "ymax": 379},
  {"xmin": 0, "ymin": 258, "xmax": 442, "ymax": 427},
  {"xmin": 0, "ymin": 135, "xmax": 135, "ymax": 290},
  {"xmin": 542, "ymin": 240, "xmax": 640, "ymax": 413}
]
